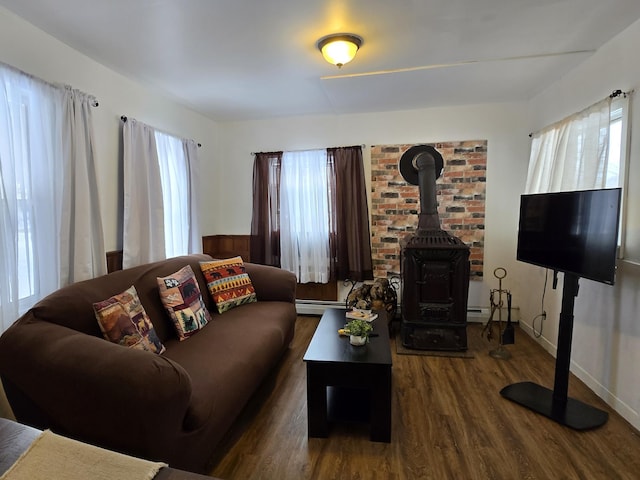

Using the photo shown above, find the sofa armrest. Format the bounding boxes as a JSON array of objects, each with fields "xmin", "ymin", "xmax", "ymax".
[
  {"xmin": 0, "ymin": 318, "xmax": 192, "ymax": 451},
  {"xmin": 244, "ymin": 263, "xmax": 296, "ymax": 303}
]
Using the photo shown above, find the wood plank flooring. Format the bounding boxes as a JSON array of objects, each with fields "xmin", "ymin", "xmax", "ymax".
[{"xmin": 208, "ymin": 316, "xmax": 640, "ymax": 479}]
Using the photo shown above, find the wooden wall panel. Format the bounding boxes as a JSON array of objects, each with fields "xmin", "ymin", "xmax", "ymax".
[
  {"xmin": 106, "ymin": 250, "xmax": 123, "ymax": 273},
  {"xmin": 109, "ymin": 236, "xmax": 337, "ymax": 301},
  {"xmin": 295, "ymin": 282, "xmax": 338, "ymax": 301},
  {"xmin": 202, "ymin": 235, "xmax": 251, "ymax": 261}
]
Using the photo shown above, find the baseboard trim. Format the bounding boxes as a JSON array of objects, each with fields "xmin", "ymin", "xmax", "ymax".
[
  {"xmin": 296, "ymin": 300, "xmax": 345, "ymax": 315},
  {"xmin": 294, "ymin": 301, "xmax": 512, "ymax": 324}
]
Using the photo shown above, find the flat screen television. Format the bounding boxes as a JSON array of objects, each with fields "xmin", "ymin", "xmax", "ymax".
[{"xmin": 517, "ymin": 187, "xmax": 622, "ymax": 285}]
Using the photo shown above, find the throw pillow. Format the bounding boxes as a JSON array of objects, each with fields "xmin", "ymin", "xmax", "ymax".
[
  {"xmin": 157, "ymin": 265, "xmax": 211, "ymax": 341},
  {"xmin": 200, "ymin": 257, "xmax": 257, "ymax": 314},
  {"xmin": 93, "ymin": 285, "xmax": 166, "ymax": 354}
]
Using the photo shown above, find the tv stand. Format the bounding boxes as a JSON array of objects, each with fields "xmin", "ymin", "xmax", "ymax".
[{"xmin": 500, "ymin": 272, "xmax": 608, "ymax": 430}]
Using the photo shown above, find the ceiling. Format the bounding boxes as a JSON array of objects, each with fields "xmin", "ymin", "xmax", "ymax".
[{"xmin": 2, "ymin": 0, "xmax": 640, "ymax": 122}]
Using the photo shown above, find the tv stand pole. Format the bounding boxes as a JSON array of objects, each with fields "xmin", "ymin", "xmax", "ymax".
[{"xmin": 500, "ymin": 272, "xmax": 608, "ymax": 430}]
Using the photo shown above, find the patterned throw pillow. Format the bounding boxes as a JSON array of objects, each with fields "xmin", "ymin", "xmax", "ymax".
[
  {"xmin": 93, "ymin": 285, "xmax": 166, "ymax": 354},
  {"xmin": 157, "ymin": 265, "xmax": 211, "ymax": 341},
  {"xmin": 200, "ymin": 257, "xmax": 257, "ymax": 314}
]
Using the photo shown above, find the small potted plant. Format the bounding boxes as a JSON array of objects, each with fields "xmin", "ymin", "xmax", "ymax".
[{"xmin": 345, "ymin": 319, "xmax": 374, "ymax": 346}]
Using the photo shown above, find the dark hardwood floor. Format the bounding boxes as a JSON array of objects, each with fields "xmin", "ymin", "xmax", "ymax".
[{"xmin": 208, "ymin": 316, "xmax": 640, "ymax": 479}]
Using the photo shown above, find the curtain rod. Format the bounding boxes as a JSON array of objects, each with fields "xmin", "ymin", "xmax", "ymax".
[
  {"xmin": 528, "ymin": 88, "xmax": 633, "ymax": 137},
  {"xmin": 1, "ymin": 61, "xmax": 99, "ymax": 106},
  {"xmin": 252, "ymin": 144, "xmax": 365, "ymax": 155},
  {"xmin": 67, "ymin": 85, "xmax": 98, "ymax": 107},
  {"xmin": 120, "ymin": 116, "xmax": 201, "ymax": 147},
  {"xmin": 609, "ymin": 89, "xmax": 629, "ymax": 98}
]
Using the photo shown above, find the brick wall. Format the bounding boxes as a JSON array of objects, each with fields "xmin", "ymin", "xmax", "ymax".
[{"xmin": 370, "ymin": 141, "xmax": 486, "ymax": 280}]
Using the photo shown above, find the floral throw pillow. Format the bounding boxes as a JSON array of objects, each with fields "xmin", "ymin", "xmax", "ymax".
[
  {"xmin": 200, "ymin": 257, "xmax": 257, "ymax": 314},
  {"xmin": 157, "ymin": 265, "xmax": 211, "ymax": 341},
  {"xmin": 93, "ymin": 285, "xmax": 166, "ymax": 354}
]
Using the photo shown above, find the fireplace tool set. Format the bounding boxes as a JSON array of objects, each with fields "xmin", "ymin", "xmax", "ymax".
[{"xmin": 481, "ymin": 267, "xmax": 514, "ymax": 359}]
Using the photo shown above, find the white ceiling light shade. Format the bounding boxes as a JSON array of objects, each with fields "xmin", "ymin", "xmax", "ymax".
[{"xmin": 317, "ymin": 34, "xmax": 363, "ymax": 68}]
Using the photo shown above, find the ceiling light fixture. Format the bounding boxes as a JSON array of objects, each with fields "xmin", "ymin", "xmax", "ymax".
[{"xmin": 317, "ymin": 34, "xmax": 363, "ymax": 68}]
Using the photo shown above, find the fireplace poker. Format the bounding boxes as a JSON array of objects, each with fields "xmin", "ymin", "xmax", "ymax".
[
  {"xmin": 501, "ymin": 291, "xmax": 515, "ymax": 345},
  {"xmin": 481, "ymin": 290, "xmax": 499, "ymax": 340}
]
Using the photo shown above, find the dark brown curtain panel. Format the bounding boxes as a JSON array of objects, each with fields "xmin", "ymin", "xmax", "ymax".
[
  {"xmin": 327, "ymin": 146, "xmax": 373, "ymax": 281},
  {"xmin": 250, "ymin": 152, "xmax": 282, "ymax": 266}
]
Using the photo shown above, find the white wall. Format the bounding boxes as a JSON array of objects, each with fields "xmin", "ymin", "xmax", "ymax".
[
  {"xmin": 517, "ymin": 17, "xmax": 640, "ymax": 429},
  {"xmin": 0, "ymin": 6, "xmax": 220, "ymax": 253},
  {"xmin": 208, "ymin": 103, "xmax": 531, "ymax": 308}
]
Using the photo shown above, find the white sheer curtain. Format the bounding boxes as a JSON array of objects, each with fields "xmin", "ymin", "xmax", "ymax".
[
  {"xmin": 154, "ymin": 131, "xmax": 201, "ymax": 258},
  {"xmin": 0, "ymin": 64, "xmax": 106, "ymax": 332},
  {"xmin": 280, "ymin": 149, "xmax": 331, "ymax": 283},
  {"xmin": 123, "ymin": 119, "xmax": 201, "ymax": 268},
  {"xmin": 526, "ymin": 97, "xmax": 611, "ymax": 193}
]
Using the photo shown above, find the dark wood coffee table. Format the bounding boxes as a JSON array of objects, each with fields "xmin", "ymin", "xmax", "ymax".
[{"xmin": 303, "ymin": 308, "xmax": 392, "ymax": 442}]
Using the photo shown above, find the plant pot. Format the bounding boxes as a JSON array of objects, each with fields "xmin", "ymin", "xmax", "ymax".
[{"xmin": 350, "ymin": 335, "xmax": 367, "ymax": 346}]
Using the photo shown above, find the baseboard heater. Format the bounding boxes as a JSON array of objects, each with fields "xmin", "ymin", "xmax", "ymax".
[
  {"xmin": 295, "ymin": 299, "xmax": 345, "ymax": 316},
  {"xmin": 295, "ymin": 300, "xmax": 514, "ymax": 324}
]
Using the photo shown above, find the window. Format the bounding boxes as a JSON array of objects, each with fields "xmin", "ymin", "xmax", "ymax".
[
  {"xmin": 526, "ymin": 92, "xmax": 631, "ymax": 253},
  {"xmin": 155, "ymin": 130, "xmax": 192, "ymax": 258},
  {"xmin": 122, "ymin": 118, "xmax": 200, "ymax": 268},
  {"xmin": 606, "ymin": 96, "xmax": 630, "ymax": 190},
  {"xmin": 608, "ymin": 96, "xmax": 631, "ymax": 253},
  {"xmin": 279, "ymin": 149, "xmax": 331, "ymax": 283},
  {"xmin": 1, "ymin": 64, "xmax": 105, "ymax": 331},
  {"xmin": 0, "ymin": 71, "xmax": 60, "ymax": 319},
  {"xmin": 251, "ymin": 146, "xmax": 373, "ymax": 283},
  {"xmin": 14, "ymin": 101, "xmax": 37, "ymax": 307},
  {"xmin": 530, "ymin": 94, "xmax": 630, "ymax": 192}
]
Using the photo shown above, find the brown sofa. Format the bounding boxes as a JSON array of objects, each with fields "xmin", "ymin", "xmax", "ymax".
[{"xmin": 0, "ymin": 254, "xmax": 297, "ymax": 473}]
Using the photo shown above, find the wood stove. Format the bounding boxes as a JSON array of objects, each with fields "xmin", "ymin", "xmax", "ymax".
[{"xmin": 398, "ymin": 146, "xmax": 470, "ymax": 351}]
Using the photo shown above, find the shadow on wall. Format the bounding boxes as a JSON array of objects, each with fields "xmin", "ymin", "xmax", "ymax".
[{"xmin": 575, "ymin": 260, "xmax": 640, "ymax": 337}]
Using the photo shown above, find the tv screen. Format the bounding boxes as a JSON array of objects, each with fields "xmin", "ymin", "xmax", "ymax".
[{"xmin": 517, "ymin": 188, "xmax": 622, "ymax": 285}]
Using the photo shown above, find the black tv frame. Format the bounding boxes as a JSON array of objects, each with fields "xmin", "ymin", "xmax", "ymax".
[{"xmin": 515, "ymin": 188, "xmax": 621, "ymax": 285}]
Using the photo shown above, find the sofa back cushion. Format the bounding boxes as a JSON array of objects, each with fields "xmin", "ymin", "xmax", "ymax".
[{"xmin": 27, "ymin": 254, "xmax": 214, "ymax": 342}]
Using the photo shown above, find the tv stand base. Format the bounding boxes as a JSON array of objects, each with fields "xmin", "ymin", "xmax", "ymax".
[{"xmin": 500, "ymin": 381, "xmax": 608, "ymax": 430}]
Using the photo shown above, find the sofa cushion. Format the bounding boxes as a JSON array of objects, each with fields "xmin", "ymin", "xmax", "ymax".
[
  {"xmin": 157, "ymin": 265, "xmax": 211, "ymax": 341},
  {"xmin": 162, "ymin": 301, "xmax": 296, "ymax": 431},
  {"xmin": 200, "ymin": 257, "xmax": 257, "ymax": 314},
  {"xmin": 93, "ymin": 285, "xmax": 165, "ymax": 354}
]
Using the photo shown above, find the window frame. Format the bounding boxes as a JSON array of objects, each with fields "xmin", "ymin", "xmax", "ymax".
[{"xmin": 610, "ymin": 95, "xmax": 631, "ymax": 258}]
